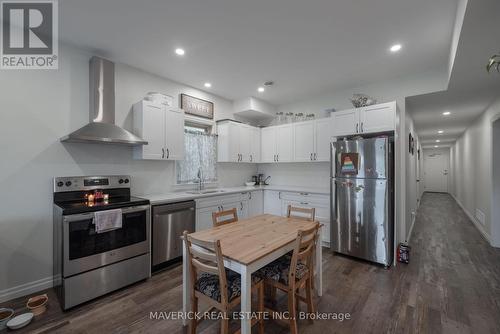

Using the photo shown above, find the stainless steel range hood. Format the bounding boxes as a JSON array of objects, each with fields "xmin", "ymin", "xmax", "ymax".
[{"xmin": 61, "ymin": 57, "xmax": 147, "ymax": 146}]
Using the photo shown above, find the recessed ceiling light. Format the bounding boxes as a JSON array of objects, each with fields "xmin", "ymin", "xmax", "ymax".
[
  {"xmin": 436, "ymin": 139, "xmax": 441, "ymax": 143},
  {"xmin": 442, "ymin": 111, "xmax": 451, "ymax": 115},
  {"xmin": 438, "ymin": 130, "xmax": 444, "ymax": 134},
  {"xmin": 175, "ymin": 48, "xmax": 185, "ymax": 56},
  {"xmin": 204, "ymin": 82, "xmax": 212, "ymax": 88},
  {"xmin": 434, "ymin": 145, "xmax": 439, "ymax": 148},
  {"xmin": 257, "ymin": 87, "xmax": 265, "ymax": 93},
  {"xmin": 390, "ymin": 44, "xmax": 402, "ymax": 52}
]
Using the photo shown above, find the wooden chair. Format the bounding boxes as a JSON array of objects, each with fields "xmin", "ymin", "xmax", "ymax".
[
  {"xmin": 257, "ymin": 223, "xmax": 320, "ymax": 334},
  {"xmin": 183, "ymin": 231, "xmax": 264, "ymax": 334},
  {"xmin": 212, "ymin": 208, "xmax": 238, "ymax": 227},
  {"xmin": 287, "ymin": 205, "xmax": 315, "ymax": 221}
]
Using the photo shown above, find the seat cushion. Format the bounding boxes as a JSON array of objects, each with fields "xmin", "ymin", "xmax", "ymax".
[
  {"xmin": 195, "ymin": 269, "xmax": 262, "ymax": 302},
  {"xmin": 257, "ymin": 253, "xmax": 309, "ymax": 285}
]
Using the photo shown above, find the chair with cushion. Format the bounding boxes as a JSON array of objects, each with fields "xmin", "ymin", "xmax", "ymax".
[
  {"xmin": 257, "ymin": 223, "xmax": 320, "ymax": 334},
  {"xmin": 183, "ymin": 231, "xmax": 264, "ymax": 334},
  {"xmin": 287, "ymin": 205, "xmax": 315, "ymax": 221},
  {"xmin": 212, "ymin": 208, "xmax": 238, "ymax": 227}
]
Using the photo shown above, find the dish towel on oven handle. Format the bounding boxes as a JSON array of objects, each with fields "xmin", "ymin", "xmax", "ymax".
[{"xmin": 94, "ymin": 209, "xmax": 123, "ymax": 233}]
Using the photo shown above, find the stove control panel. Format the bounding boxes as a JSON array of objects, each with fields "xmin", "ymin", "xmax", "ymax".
[{"xmin": 53, "ymin": 175, "xmax": 131, "ymax": 192}]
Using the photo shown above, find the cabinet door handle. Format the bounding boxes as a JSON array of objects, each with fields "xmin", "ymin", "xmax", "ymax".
[
  {"xmin": 310, "ymin": 153, "xmax": 313, "ymax": 161},
  {"xmin": 356, "ymin": 123, "xmax": 359, "ymax": 133},
  {"xmin": 240, "ymin": 202, "xmax": 243, "ymax": 210},
  {"xmin": 249, "ymin": 192, "xmax": 252, "ymax": 200},
  {"xmin": 277, "ymin": 154, "xmax": 279, "ymax": 162},
  {"xmin": 250, "ymin": 154, "xmax": 253, "ymax": 162},
  {"xmin": 166, "ymin": 148, "xmax": 170, "ymax": 159},
  {"xmin": 314, "ymin": 153, "xmax": 317, "ymax": 160},
  {"xmin": 361, "ymin": 122, "xmax": 364, "ymax": 133},
  {"xmin": 162, "ymin": 148, "xmax": 165, "ymax": 159},
  {"xmin": 221, "ymin": 205, "xmax": 224, "ymax": 211}
]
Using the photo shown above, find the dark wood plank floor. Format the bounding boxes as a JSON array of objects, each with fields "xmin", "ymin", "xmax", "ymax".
[{"xmin": 2, "ymin": 193, "xmax": 500, "ymax": 333}]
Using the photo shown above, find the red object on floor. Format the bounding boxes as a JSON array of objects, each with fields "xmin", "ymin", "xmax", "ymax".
[{"xmin": 398, "ymin": 243, "xmax": 410, "ymax": 264}]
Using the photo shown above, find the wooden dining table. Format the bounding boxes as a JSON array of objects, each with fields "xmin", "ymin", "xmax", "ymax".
[{"xmin": 182, "ymin": 214, "xmax": 323, "ymax": 334}]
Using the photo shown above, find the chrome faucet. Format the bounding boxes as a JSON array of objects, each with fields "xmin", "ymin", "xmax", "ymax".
[{"xmin": 197, "ymin": 168, "xmax": 204, "ymax": 191}]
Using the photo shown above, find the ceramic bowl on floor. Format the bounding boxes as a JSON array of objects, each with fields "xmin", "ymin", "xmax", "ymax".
[
  {"xmin": 0, "ymin": 308, "xmax": 14, "ymax": 330},
  {"xmin": 6, "ymin": 313, "xmax": 33, "ymax": 330},
  {"xmin": 27, "ymin": 294, "xmax": 49, "ymax": 316}
]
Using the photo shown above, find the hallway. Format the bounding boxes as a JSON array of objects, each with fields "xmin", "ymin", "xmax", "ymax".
[{"xmin": 402, "ymin": 192, "xmax": 500, "ymax": 333}]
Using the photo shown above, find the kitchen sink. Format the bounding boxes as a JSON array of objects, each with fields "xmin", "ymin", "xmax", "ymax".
[{"xmin": 186, "ymin": 189, "xmax": 226, "ymax": 194}]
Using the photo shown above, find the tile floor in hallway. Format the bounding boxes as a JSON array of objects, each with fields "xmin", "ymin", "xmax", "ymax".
[{"xmin": 2, "ymin": 193, "xmax": 500, "ymax": 334}]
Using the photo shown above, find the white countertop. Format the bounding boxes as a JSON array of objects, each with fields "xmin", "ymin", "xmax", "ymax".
[{"xmin": 136, "ymin": 184, "xmax": 329, "ymax": 205}]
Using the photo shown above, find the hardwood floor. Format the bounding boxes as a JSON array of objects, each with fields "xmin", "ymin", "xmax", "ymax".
[{"xmin": 2, "ymin": 193, "xmax": 500, "ymax": 333}]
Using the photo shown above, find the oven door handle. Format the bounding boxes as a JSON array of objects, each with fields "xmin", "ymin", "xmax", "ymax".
[{"xmin": 63, "ymin": 205, "xmax": 150, "ymax": 222}]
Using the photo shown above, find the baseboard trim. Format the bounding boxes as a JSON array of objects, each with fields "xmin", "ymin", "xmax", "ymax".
[
  {"xmin": 450, "ymin": 193, "xmax": 491, "ymax": 244},
  {"xmin": 0, "ymin": 276, "xmax": 54, "ymax": 304},
  {"xmin": 406, "ymin": 214, "xmax": 416, "ymax": 243}
]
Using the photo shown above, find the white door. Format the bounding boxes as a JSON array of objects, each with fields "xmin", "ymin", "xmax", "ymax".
[
  {"xmin": 314, "ymin": 118, "xmax": 332, "ymax": 162},
  {"xmin": 424, "ymin": 152, "xmax": 449, "ymax": 193},
  {"xmin": 261, "ymin": 127, "xmax": 277, "ymax": 162},
  {"xmin": 359, "ymin": 102, "xmax": 395, "ymax": 134},
  {"xmin": 294, "ymin": 121, "xmax": 315, "ymax": 162},
  {"xmin": 248, "ymin": 190, "xmax": 263, "ymax": 217},
  {"xmin": 332, "ymin": 109, "xmax": 359, "ymax": 137},
  {"xmin": 165, "ymin": 108, "xmax": 185, "ymax": 160},
  {"xmin": 141, "ymin": 104, "xmax": 165, "ymax": 160},
  {"xmin": 250, "ymin": 127, "xmax": 261, "ymax": 163},
  {"xmin": 239, "ymin": 125, "xmax": 252, "ymax": 162},
  {"xmin": 195, "ymin": 205, "xmax": 220, "ymax": 231},
  {"xmin": 276, "ymin": 124, "xmax": 293, "ymax": 162}
]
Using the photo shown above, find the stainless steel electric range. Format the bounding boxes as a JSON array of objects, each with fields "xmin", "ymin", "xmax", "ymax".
[{"xmin": 53, "ymin": 175, "xmax": 150, "ymax": 310}]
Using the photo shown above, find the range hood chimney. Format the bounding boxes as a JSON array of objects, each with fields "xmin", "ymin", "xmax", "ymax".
[{"xmin": 60, "ymin": 56, "xmax": 148, "ymax": 146}]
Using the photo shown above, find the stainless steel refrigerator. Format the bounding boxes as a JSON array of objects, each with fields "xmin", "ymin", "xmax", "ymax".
[{"xmin": 330, "ymin": 137, "xmax": 394, "ymax": 266}]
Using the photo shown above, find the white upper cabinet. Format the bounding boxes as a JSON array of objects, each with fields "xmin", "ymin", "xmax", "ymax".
[
  {"xmin": 314, "ymin": 118, "xmax": 333, "ymax": 162},
  {"xmin": 133, "ymin": 101, "xmax": 185, "ymax": 160},
  {"xmin": 249, "ymin": 127, "xmax": 261, "ymax": 163},
  {"xmin": 217, "ymin": 121, "xmax": 261, "ymax": 163},
  {"xmin": 293, "ymin": 118, "xmax": 332, "ymax": 162},
  {"xmin": 165, "ymin": 108, "xmax": 185, "ymax": 160},
  {"xmin": 276, "ymin": 124, "xmax": 293, "ymax": 162},
  {"xmin": 294, "ymin": 121, "xmax": 316, "ymax": 162},
  {"xmin": 332, "ymin": 109, "xmax": 359, "ymax": 136},
  {"xmin": 260, "ymin": 127, "xmax": 277, "ymax": 163},
  {"xmin": 359, "ymin": 102, "xmax": 396, "ymax": 134},
  {"xmin": 332, "ymin": 101, "xmax": 396, "ymax": 137}
]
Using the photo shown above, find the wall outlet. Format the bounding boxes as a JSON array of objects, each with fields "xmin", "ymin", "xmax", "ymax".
[{"xmin": 475, "ymin": 209, "xmax": 486, "ymax": 226}]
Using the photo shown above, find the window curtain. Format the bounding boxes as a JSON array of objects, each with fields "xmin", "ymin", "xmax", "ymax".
[{"xmin": 176, "ymin": 130, "xmax": 218, "ymax": 184}]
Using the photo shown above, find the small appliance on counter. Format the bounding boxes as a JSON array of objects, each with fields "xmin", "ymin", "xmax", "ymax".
[
  {"xmin": 254, "ymin": 174, "xmax": 271, "ymax": 185},
  {"xmin": 53, "ymin": 175, "xmax": 151, "ymax": 310}
]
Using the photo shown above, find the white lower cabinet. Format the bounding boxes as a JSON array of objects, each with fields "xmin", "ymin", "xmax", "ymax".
[
  {"xmin": 248, "ymin": 190, "xmax": 264, "ymax": 217},
  {"xmin": 195, "ymin": 205, "xmax": 221, "ymax": 232},
  {"xmin": 264, "ymin": 190, "xmax": 282, "ymax": 215}
]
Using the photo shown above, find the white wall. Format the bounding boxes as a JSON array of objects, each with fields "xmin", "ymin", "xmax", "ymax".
[
  {"xmin": 449, "ymin": 96, "xmax": 500, "ymax": 245},
  {"xmin": 0, "ymin": 45, "xmax": 256, "ymax": 300}
]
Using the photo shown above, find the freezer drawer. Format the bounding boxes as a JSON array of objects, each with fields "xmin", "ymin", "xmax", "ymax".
[
  {"xmin": 152, "ymin": 201, "xmax": 195, "ymax": 269},
  {"xmin": 332, "ymin": 178, "xmax": 392, "ymax": 266}
]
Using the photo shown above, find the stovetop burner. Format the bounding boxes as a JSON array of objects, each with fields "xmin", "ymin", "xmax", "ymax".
[{"xmin": 53, "ymin": 175, "xmax": 149, "ymax": 215}]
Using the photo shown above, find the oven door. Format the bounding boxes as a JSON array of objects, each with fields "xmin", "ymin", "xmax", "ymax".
[{"xmin": 63, "ymin": 205, "xmax": 150, "ymax": 277}]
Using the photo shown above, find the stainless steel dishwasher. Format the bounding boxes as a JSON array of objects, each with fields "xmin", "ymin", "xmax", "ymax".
[{"xmin": 152, "ymin": 201, "xmax": 195, "ymax": 272}]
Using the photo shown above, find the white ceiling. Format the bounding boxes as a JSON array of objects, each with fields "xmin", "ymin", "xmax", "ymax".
[
  {"xmin": 59, "ymin": 0, "xmax": 458, "ymax": 105},
  {"xmin": 407, "ymin": 0, "xmax": 500, "ymax": 148}
]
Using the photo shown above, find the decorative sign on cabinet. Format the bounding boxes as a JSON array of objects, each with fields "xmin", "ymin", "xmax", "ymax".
[
  {"xmin": 180, "ymin": 94, "xmax": 214, "ymax": 119},
  {"xmin": 133, "ymin": 100, "xmax": 185, "ymax": 160}
]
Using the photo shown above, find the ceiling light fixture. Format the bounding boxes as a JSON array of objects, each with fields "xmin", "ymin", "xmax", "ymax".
[
  {"xmin": 436, "ymin": 140, "xmax": 441, "ymax": 143},
  {"xmin": 442, "ymin": 111, "xmax": 451, "ymax": 115},
  {"xmin": 390, "ymin": 44, "xmax": 402, "ymax": 52},
  {"xmin": 434, "ymin": 145, "xmax": 439, "ymax": 148},
  {"xmin": 175, "ymin": 48, "xmax": 185, "ymax": 56},
  {"xmin": 257, "ymin": 87, "xmax": 265, "ymax": 93},
  {"xmin": 438, "ymin": 130, "xmax": 444, "ymax": 134},
  {"xmin": 204, "ymin": 82, "xmax": 212, "ymax": 88}
]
